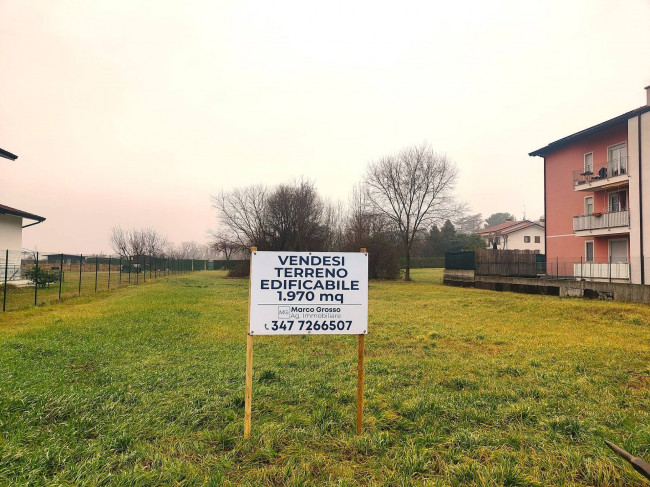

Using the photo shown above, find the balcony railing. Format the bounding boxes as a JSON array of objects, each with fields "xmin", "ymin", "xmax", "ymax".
[
  {"xmin": 573, "ymin": 157, "xmax": 628, "ymax": 186},
  {"xmin": 573, "ymin": 262, "xmax": 630, "ymax": 280},
  {"xmin": 573, "ymin": 210, "xmax": 629, "ymax": 232}
]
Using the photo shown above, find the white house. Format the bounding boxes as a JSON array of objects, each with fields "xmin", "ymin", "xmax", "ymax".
[
  {"xmin": 1, "ymin": 147, "xmax": 46, "ymax": 281},
  {"xmin": 477, "ymin": 220, "xmax": 545, "ymax": 253}
]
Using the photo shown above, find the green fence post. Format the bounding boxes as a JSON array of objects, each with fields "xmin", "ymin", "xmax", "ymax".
[
  {"xmin": 3, "ymin": 250, "xmax": 8, "ymax": 312},
  {"xmin": 59, "ymin": 253, "xmax": 63, "ymax": 300},
  {"xmin": 34, "ymin": 252, "xmax": 39, "ymax": 306},
  {"xmin": 79, "ymin": 254, "xmax": 83, "ymax": 295}
]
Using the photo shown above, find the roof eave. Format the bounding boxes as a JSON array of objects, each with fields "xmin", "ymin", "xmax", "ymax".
[
  {"xmin": 0, "ymin": 208, "xmax": 46, "ymax": 223},
  {"xmin": 0, "ymin": 147, "xmax": 18, "ymax": 161},
  {"xmin": 529, "ymin": 105, "xmax": 650, "ymax": 158}
]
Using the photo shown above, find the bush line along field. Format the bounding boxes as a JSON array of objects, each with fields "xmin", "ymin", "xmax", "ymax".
[{"xmin": 0, "ymin": 270, "xmax": 648, "ymax": 485}]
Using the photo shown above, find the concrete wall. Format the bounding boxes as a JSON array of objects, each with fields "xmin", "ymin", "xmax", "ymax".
[{"xmin": 445, "ymin": 274, "xmax": 650, "ymax": 304}]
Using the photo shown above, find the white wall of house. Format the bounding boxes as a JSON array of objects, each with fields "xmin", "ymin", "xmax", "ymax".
[
  {"xmin": 503, "ymin": 226, "xmax": 545, "ymax": 252},
  {"xmin": 0, "ymin": 214, "xmax": 23, "ymax": 277},
  {"xmin": 0, "ymin": 214, "xmax": 22, "ymax": 251}
]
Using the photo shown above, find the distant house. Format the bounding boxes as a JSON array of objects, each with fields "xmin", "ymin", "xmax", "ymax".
[
  {"xmin": 45, "ymin": 253, "xmax": 85, "ymax": 265},
  {"xmin": 1, "ymin": 147, "xmax": 46, "ymax": 280},
  {"xmin": 477, "ymin": 220, "xmax": 545, "ymax": 253},
  {"xmin": 529, "ymin": 84, "xmax": 650, "ymax": 282}
]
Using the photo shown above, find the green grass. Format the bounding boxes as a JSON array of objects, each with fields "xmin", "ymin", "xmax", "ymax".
[
  {"xmin": 0, "ymin": 269, "xmax": 648, "ymax": 486},
  {"xmin": 1, "ymin": 268, "xmax": 178, "ymax": 311}
]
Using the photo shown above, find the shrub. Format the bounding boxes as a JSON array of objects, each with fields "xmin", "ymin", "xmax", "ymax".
[
  {"xmin": 227, "ymin": 260, "xmax": 250, "ymax": 278},
  {"xmin": 363, "ymin": 235, "xmax": 401, "ymax": 280},
  {"xmin": 24, "ymin": 267, "xmax": 59, "ymax": 287}
]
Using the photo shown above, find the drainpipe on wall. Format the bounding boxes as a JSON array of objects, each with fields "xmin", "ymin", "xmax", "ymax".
[
  {"xmin": 543, "ymin": 157, "xmax": 547, "ymax": 269},
  {"xmin": 639, "ymin": 115, "xmax": 645, "ymax": 284}
]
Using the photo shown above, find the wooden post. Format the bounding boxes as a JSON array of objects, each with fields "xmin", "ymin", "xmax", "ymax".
[
  {"xmin": 244, "ymin": 333, "xmax": 253, "ymax": 438},
  {"xmin": 244, "ymin": 247, "xmax": 257, "ymax": 439},
  {"xmin": 356, "ymin": 333, "xmax": 365, "ymax": 435},
  {"xmin": 357, "ymin": 247, "xmax": 367, "ymax": 435}
]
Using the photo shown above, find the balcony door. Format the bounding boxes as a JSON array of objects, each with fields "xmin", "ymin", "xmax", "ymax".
[
  {"xmin": 609, "ymin": 239, "xmax": 628, "ymax": 263},
  {"xmin": 609, "ymin": 143, "xmax": 627, "ymax": 176},
  {"xmin": 608, "ymin": 190, "xmax": 627, "ymax": 212}
]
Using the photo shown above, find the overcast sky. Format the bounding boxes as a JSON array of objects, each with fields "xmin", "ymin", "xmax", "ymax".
[{"xmin": 1, "ymin": 0, "xmax": 650, "ymax": 254}]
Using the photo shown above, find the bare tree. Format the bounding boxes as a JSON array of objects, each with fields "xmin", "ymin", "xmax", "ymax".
[
  {"xmin": 142, "ymin": 228, "xmax": 168, "ymax": 257},
  {"xmin": 364, "ymin": 143, "xmax": 459, "ymax": 280},
  {"xmin": 212, "ymin": 179, "xmax": 330, "ymax": 252},
  {"xmin": 209, "ymin": 229, "xmax": 243, "ymax": 260},
  {"xmin": 265, "ymin": 180, "xmax": 327, "ymax": 251},
  {"xmin": 109, "ymin": 227, "xmax": 130, "ymax": 257},
  {"xmin": 109, "ymin": 227, "xmax": 167, "ymax": 259},
  {"xmin": 211, "ymin": 185, "xmax": 268, "ymax": 249},
  {"xmin": 321, "ymin": 199, "xmax": 346, "ymax": 251},
  {"xmin": 127, "ymin": 230, "xmax": 147, "ymax": 258},
  {"xmin": 346, "ymin": 184, "xmax": 378, "ymax": 246},
  {"xmin": 177, "ymin": 241, "xmax": 200, "ymax": 259},
  {"xmin": 455, "ymin": 212, "xmax": 484, "ymax": 234}
]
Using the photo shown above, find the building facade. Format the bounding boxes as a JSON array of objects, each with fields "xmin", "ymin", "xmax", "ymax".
[
  {"xmin": 1, "ymin": 147, "xmax": 46, "ymax": 281},
  {"xmin": 478, "ymin": 220, "xmax": 545, "ymax": 253},
  {"xmin": 530, "ymin": 85, "xmax": 650, "ymax": 283}
]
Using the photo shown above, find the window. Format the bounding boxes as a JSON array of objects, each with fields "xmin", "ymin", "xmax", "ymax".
[
  {"xmin": 585, "ymin": 196, "xmax": 594, "ymax": 215},
  {"xmin": 586, "ymin": 241, "xmax": 594, "ymax": 262},
  {"xmin": 608, "ymin": 143, "xmax": 627, "ymax": 175},
  {"xmin": 534, "ymin": 236, "xmax": 540, "ymax": 243},
  {"xmin": 524, "ymin": 236, "xmax": 531, "ymax": 243},
  {"xmin": 584, "ymin": 152, "xmax": 593, "ymax": 173}
]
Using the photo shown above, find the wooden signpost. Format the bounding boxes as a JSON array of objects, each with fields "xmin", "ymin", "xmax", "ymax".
[{"xmin": 244, "ymin": 248, "xmax": 368, "ymax": 438}]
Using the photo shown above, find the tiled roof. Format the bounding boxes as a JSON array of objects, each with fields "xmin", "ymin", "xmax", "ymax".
[
  {"xmin": 478, "ymin": 220, "xmax": 539, "ymax": 235},
  {"xmin": 0, "ymin": 203, "xmax": 45, "ymax": 222}
]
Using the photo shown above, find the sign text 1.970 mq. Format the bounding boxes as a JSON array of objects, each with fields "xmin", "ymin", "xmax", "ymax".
[{"xmin": 249, "ymin": 251, "xmax": 368, "ymax": 335}]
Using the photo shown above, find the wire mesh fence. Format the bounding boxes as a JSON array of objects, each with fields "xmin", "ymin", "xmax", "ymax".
[
  {"xmin": 1, "ymin": 250, "xmax": 211, "ymax": 312},
  {"xmin": 540, "ymin": 256, "xmax": 644, "ymax": 282},
  {"xmin": 445, "ymin": 250, "xmax": 650, "ymax": 284}
]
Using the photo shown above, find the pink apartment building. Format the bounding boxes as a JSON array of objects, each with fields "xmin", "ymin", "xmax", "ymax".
[{"xmin": 529, "ymin": 85, "xmax": 650, "ymax": 283}]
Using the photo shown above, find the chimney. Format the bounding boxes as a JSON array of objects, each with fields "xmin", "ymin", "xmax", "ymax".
[
  {"xmin": 505, "ymin": 217, "xmax": 514, "ymax": 222},
  {"xmin": 539, "ymin": 216, "xmax": 546, "ymax": 227},
  {"xmin": 646, "ymin": 84, "xmax": 650, "ymax": 106}
]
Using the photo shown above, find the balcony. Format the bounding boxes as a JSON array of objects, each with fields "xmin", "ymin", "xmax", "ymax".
[
  {"xmin": 573, "ymin": 157, "xmax": 629, "ymax": 191},
  {"xmin": 573, "ymin": 262, "xmax": 630, "ymax": 280},
  {"xmin": 573, "ymin": 209, "xmax": 630, "ymax": 236}
]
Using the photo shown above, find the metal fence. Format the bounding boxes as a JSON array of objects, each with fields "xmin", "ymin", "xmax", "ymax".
[
  {"xmin": 1, "ymin": 250, "xmax": 211, "ymax": 312},
  {"xmin": 543, "ymin": 256, "xmax": 635, "ymax": 282}
]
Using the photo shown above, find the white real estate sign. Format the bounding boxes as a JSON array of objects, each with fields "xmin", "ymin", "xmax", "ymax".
[{"xmin": 249, "ymin": 251, "xmax": 368, "ymax": 335}]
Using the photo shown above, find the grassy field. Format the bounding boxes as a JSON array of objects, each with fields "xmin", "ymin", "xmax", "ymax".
[
  {"xmin": 1, "ymin": 268, "xmax": 180, "ymax": 312},
  {"xmin": 0, "ymin": 269, "xmax": 648, "ymax": 486}
]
